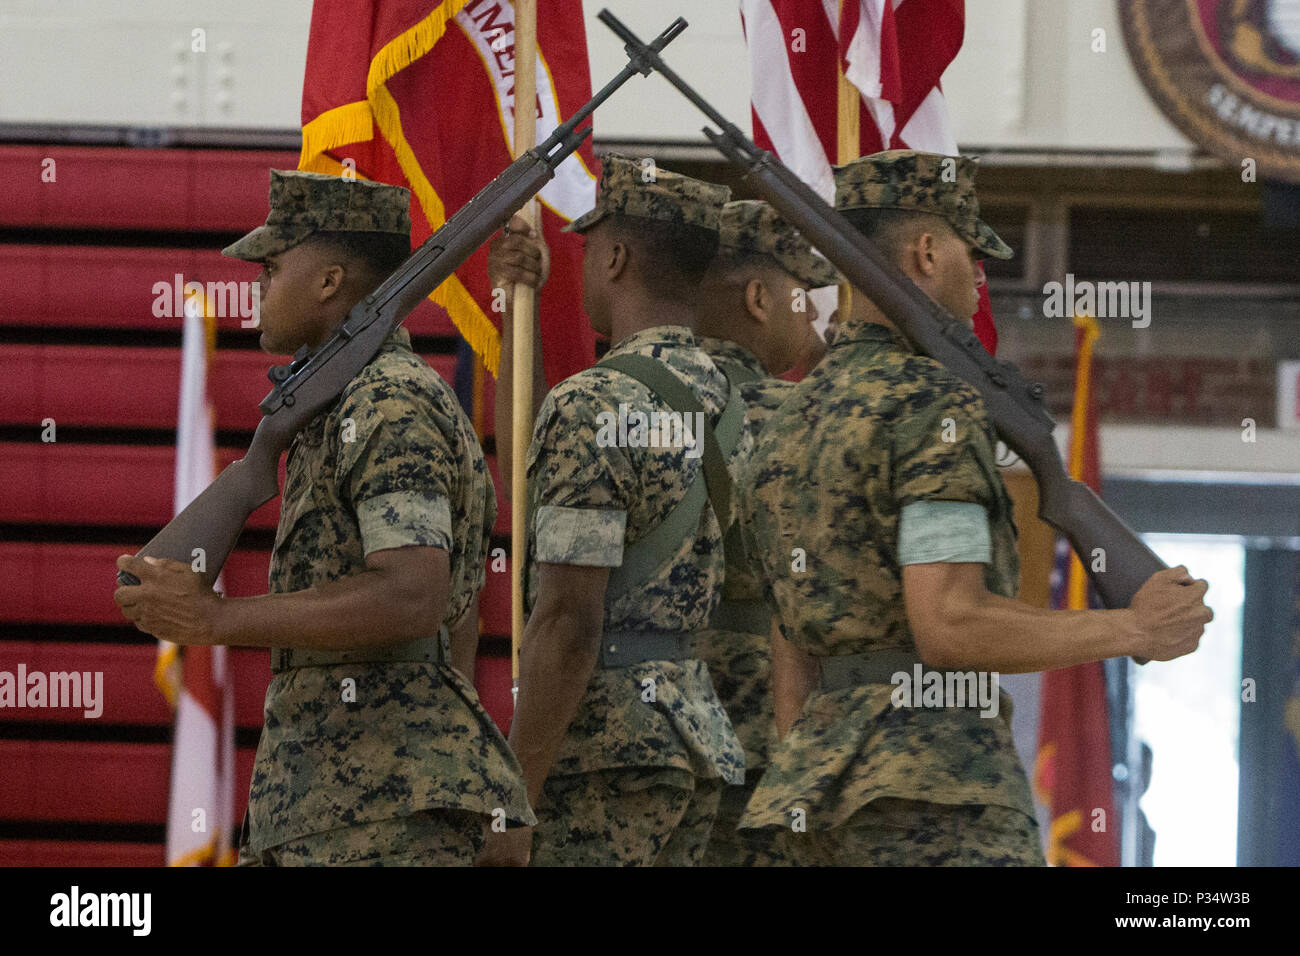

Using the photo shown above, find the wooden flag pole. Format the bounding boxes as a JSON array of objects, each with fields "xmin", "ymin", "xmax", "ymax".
[
  {"xmin": 510, "ymin": 0, "xmax": 538, "ymax": 708},
  {"xmin": 836, "ymin": 46, "xmax": 859, "ymax": 323}
]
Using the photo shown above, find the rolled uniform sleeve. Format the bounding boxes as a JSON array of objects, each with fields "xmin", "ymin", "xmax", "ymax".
[
  {"xmin": 534, "ymin": 504, "xmax": 627, "ymax": 566},
  {"xmin": 891, "ymin": 381, "xmax": 1004, "ymax": 567},
  {"xmin": 335, "ymin": 383, "xmax": 455, "ymax": 557},
  {"xmin": 526, "ymin": 383, "xmax": 636, "ymax": 568},
  {"xmin": 898, "ymin": 500, "xmax": 990, "ymax": 565}
]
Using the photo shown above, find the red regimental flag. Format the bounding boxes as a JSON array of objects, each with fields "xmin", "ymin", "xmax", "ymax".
[
  {"xmin": 741, "ymin": 0, "xmax": 997, "ymax": 353},
  {"xmin": 298, "ymin": 0, "xmax": 596, "ymax": 385},
  {"xmin": 1034, "ymin": 315, "xmax": 1121, "ymax": 867}
]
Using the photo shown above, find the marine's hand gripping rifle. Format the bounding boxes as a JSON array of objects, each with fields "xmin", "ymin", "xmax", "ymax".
[
  {"xmin": 598, "ymin": 11, "xmax": 1166, "ymax": 627},
  {"xmin": 117, "ymin": 15, "xmax": 688, "ymax": 589}
]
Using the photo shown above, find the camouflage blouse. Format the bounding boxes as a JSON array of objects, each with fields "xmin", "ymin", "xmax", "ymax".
[
  {"xmin": 691, "ymin": 336, "xmax": 794, "ymax": 771},
  {"xmin": 245, "ymin": 328, "xmax": 532, "ymax": 853},
  {"xmin": 737, "ymin": 320, "xmax": 1036, "ymax": 829},
  {"xmin": 524, "ymin": 325, "xmax": 747, "ymax": 784}
]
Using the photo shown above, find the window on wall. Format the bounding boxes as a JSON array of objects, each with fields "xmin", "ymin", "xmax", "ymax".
[{"xmin": 1128, "ymin": 533, "xmax": 1245, "ymax": 867}]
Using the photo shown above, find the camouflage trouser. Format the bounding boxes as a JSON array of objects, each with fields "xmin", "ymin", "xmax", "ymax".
[
  {"xmin": 530, "ymin": 767, "xmax": 723, "ymax": 867},
  {"xmin": 236, "ymin": 808, "xmax": 485, "ymax": 866},
  {"xmin": 700, "ymin": 774, "xmax": 799, "ymax": 866},
  {"xmin": 797, "ymin": 797, "xmax": 1046, "ymax": 866}
]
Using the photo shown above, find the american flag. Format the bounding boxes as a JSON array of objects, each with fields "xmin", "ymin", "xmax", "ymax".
[
  {"xmin": 741, "ymin": 0, "xmax": 963, "ymax": 197},
  {"xmin": 739, "ymin": 0, "xmax": 998, "ymax": 353}
]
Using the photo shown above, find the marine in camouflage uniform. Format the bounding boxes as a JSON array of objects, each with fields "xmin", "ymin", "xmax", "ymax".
[
  {"xmin": 510, "ymin": 156, "xmax": 748, "ymax": 866},
  {"xmin": 692, "ymin": 200, "xmax": 839, "ymax": 866},
  {"xmin": 736, "ymin": 151, "xmax": 1045, "ymax": 866},
  {"xmin": 221, "ymin": 171, "xmax": 532, "ymax": 865}
]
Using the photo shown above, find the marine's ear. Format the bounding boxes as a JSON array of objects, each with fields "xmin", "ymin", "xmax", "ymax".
[
  {"xmin": 743, "ymin": 276, "xmax": 773, "ymax": 326},
  {"xmin": 605, "ymin": 238, "xmax": 630, "ymax": 282},
  {"xmin": 905, "ymin": 229, "xmax": 941, "ymax": 279},
  {"xmin": 317, "ymin": 262, "xmax": 348, "ymax": 303}
]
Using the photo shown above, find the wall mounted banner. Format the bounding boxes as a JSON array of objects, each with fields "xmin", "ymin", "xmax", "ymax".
[{"xmin": 1120, "ymin": 0, "xmax": 1300, "ymax": 182}]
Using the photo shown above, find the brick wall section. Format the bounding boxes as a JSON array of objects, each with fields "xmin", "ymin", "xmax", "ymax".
[{"xmin": 1019, "ymin": 355, "xmax": 1277, "ymax": 427}]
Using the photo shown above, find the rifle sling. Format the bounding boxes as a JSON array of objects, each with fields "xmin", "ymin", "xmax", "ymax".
[
  {"xmin": 596, "ymin": 353, "xmax": 743, "ymax": 602},
  {"xmin": 715, "ymin": 358, "xmax": 761, "ymax": 387},
  {"xmin": 707, "ymin": 597, "xmax": 772, "ymax": 636},
  {"xmin": 706, "ymin": 357, "xmax": 774, "ymax": 637}
]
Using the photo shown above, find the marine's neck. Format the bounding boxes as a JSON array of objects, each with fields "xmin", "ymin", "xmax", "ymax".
[
  {"xmin": 849, "ymin": 293, "xmax": 900, "ymax": 334},
  {"xmin": 609, "ymin": 297, "xmax": 696, "ymax": 345},
  {"xmin": 696, "ymin": 313, "xmax": 769, "ymax": 373}
]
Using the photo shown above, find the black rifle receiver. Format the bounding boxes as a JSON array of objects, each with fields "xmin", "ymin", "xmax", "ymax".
[
  {"xmin": 117, "ymin": 15, "xmax": 689, "ymax": 588},
  {"xmin": 596, "ymin": 9, "xmax": 1166, "ymax": 637}
]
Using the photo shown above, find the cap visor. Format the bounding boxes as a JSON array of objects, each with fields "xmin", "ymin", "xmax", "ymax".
[
  {"xmin": 221, "ymin": 225, "xmax": 288, "ymax": 262},
  {"xmin": 778, "ymin": 249, "xmax": 841, "ymax": 288},
  {"xmin": 561, "ymin": 207, "xmax": 606, "ymax": 234},
  {"xmin": 971, "ymin": 219, "xmax": 1014, "ymax": 260},
  {"xmin": 800, "ymin": 257, "xmax": 842, "ymax": 288}
]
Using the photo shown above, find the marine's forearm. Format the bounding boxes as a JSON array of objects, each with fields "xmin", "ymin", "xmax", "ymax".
[
  {"xmin": 213, "ymin": 565, "xmax": 444, "ymax": 651},
  {"xmin": 924, "ymin": 592, "xmax": 1138, "ymax": 674},
  {"xmin": 770, "ymin": 620, "xmax": 818, "ymax": 738},
  {"xmin": 507, "ymin": 606, "xmax": 601, "ymax": 806}
]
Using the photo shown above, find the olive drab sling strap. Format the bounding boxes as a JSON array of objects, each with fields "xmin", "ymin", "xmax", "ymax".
[
  {"xmin": 595, "ymin": 353, "xmax": 745, "ymax": 604},
  {"xmin": 712, "ymin": 358, "xmax": 761, "ymax": 566},
  {"xmin": 713, "ymin": 359, "xmax": 760, "ymax": 388},
  {"xmin": 705, "ymin": 358, "xmax": 775, "ymax": 636}
]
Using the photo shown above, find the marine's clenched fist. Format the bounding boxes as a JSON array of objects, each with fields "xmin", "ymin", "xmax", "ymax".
[
  {"xmin": 1128, "ymin": 565, "xmax": 1214, "ymax": 662},
  {"xmin": 488, "ymin": 213, "xmax": 549, "ymax": 293}
]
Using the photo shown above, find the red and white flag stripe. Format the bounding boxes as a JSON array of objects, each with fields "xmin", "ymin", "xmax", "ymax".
[
  {"xmin": 155, "ymin": 292, "xmax": 237, "ymax": 866},
  {"xmin": 741, "ymin": 0, "xmax": 964, "ymax": 195},
  {"xmin": 741, "ymin": 0, "xmax": 998, "ymax": 352}
]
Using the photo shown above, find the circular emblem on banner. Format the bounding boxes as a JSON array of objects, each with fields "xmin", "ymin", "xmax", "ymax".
[{"xmin": 1120, "ymin": 0, "xmax": 1300, "ymax": 182}]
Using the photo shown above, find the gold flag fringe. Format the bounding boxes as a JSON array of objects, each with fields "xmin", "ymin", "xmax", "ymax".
[{"xmin": 298, "ymin": 0, "xmax": 501, "ymax": 376}]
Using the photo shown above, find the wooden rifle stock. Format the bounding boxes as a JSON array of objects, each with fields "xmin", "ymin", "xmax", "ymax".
[
  {"xmin": 117, "ymin": 15, "xmax": 688, "ymax": 588},
  {"xmin": 599, "ymin": 10, "xmax": 1163, "ymax": 663}
]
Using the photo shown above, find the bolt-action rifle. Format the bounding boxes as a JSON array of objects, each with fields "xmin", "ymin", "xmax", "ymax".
[
  {"xmin": 117, "ymin": 15, "xmax": 688, "ymax": 588},
  {"xmin": 598, "ymin": 10, "xmax": 1165, "ymax": 645}
]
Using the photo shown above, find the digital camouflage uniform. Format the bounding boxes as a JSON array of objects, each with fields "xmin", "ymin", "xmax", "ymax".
[
  {"xmin": 225, "ymin": 170, "xmax": 533, "ymax": 866},
  {"xmin": 525, "ymin": 156, "xmax": 746, "ymax": 866},
  {"xmin": 693, "ymin": 200, "xmax": 838, "ymax": 867},
  {"xmin": 736, "ymin": 152, "xmax": 1044, "ymax": 866}
]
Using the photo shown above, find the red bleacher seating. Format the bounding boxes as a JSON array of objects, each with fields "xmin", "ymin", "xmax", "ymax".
[
  {"xmin": 1, "ymin": 143, "xmax": 512, "ymax": 866},
  {"xmin": 0, "ymin": 740, "xmax": 256, "ymax": 825},
  {"xmin": 0, "ymin": 345, "xmax": 459, "ymax": 431},
  {"xmin": 0, "ymin": 444, "xmax": 284, "ymax": 529},
  {"xmin": 0, "ymin": 146, "xmax": 300, "ymax": 231},
  {"xmin": 0, "ymin": 245, "xmax": 459, "ymax": 337},
  {"xmin": 0, "ymin": 840, "xmax": 166, "ymax": 867},
  {"xmin": 1, "ymin": 543, "xmax": 271, "ymax": 624},
  {"xmin": 0, "ymin": 642, "xmax": 267, "ymax": 729}
]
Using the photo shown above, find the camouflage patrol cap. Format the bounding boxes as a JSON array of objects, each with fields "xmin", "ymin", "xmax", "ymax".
[
  {"xmin": 562, "ymin": 153, "xmax": 729, "ymax": 234},
  {"xmin": 719, "ymin": 200, "xmax": 840, "ymax": 288},
  {"xmin": 833, "ymin": 150, "xmax": 1012, "ymax": 260},
  {"xmin": 222, "ymin": 170, "xmax": 412, "ymax": 261}
]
